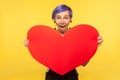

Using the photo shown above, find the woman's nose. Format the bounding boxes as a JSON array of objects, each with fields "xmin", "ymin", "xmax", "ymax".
[{"xmin": 60, "ymin": 19, "xmax": 65, "ymax": 23}]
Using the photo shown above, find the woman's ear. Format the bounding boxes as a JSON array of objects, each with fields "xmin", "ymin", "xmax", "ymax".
[
  {"xmin": 70, "ymin": 18, "xmax": 72, "ymax": 22},
  {"xmin": 53, "ymin": 19, "xmax": 56, "ymax": 23}
]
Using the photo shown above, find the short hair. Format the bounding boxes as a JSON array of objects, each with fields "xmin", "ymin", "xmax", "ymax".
[{"xmin": 52, "ymin": 4, "xmax": 73, "ymax": 19}]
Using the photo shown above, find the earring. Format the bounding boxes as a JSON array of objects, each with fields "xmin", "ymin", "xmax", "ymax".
[{"xmin": 53, "ymin": 21, "xmax": 57, "ymax": 30}]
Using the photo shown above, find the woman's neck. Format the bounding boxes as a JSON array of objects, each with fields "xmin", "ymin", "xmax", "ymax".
[{"xmin": 58, "ymin": 28, "xmax": 68, "ymax": 35}]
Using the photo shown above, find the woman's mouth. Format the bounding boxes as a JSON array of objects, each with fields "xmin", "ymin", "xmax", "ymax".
[{"xmin": 59, "ymin": 25, "xmax": 66, "ymax": 28}]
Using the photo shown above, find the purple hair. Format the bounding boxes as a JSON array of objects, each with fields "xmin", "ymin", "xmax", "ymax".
[{"xmin": 52, "ymin": 4, "xmax": 73, "ymax": 19}]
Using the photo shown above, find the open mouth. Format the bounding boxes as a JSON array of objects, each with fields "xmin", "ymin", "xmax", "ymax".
[{"xmin": 60, "ymin": 25, "xmax": 66, "ymax": 28}]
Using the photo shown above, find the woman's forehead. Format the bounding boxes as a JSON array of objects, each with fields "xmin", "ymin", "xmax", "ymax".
[{"xmin": 55, "ymin": 11, "xmax": 70, "ymax": 16}]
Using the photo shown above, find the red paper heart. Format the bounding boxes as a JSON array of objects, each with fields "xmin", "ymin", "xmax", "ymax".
[{"xmin": 27, "ymin": 24, "xmax": 99, "ymax": 75}]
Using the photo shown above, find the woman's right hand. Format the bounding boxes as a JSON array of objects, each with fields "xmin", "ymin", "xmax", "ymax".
[{"xmin": 24, "ymin": 39, "xmax": 29, "ymax": 47}]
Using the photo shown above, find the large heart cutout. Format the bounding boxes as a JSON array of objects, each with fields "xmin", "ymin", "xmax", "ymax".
[{"xmin": 27, "ymin": 24, "xmax": 99, "ymax": 75}]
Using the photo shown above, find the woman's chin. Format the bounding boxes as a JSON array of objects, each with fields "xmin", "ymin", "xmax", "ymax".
[{"xmin": 58, "ymin": 27, "xmax": 68, "ymax": 33}]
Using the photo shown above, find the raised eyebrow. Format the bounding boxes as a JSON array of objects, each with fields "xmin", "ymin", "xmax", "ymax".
[
  {"xmin": 55, "ymin": 14, "xmax": 61, "ymax": 17},
  {"xmin": 55, "ymin": 15, "xmax": 69, "ymax": 18},
  {"xmin": 55, "ymin": 15, "xmax": 61, "ymax": 18},
  {"xmin": 64, "ymin": 15, "xmax": 69, "ymax": 17}
]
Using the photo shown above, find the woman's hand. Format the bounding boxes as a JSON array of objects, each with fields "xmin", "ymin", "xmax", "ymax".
[
  {"xmin": 24, "ymin": 39, "xmax": 29, "ymax": 47},
  {"xmin": 97, "ymin": 36, "xmax": 103, "ymax": 46}
]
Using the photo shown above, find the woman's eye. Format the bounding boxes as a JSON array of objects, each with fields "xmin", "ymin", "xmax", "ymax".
[
  {"xmin": 56, "ymin": 17, "xmax": 61, "ymax": 19},
  {"xmin": 64, "ymin": 17, "xmax": 69, "ymax": 19}
]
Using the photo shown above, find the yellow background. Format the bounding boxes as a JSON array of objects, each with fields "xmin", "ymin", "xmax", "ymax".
[{"xmin": 0, "ymin": 0, "xmax": 120, "ymax": 80}]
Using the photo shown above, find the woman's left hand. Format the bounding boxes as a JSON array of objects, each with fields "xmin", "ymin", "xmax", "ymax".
[{"xmin": 97, "ymin": 36, "xmax": 103, "ymax": 46}]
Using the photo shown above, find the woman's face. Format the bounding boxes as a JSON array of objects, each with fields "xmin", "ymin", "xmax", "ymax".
[{"xmin": 54, "ymin": 10, "xmax": 71, "ymax": 34}]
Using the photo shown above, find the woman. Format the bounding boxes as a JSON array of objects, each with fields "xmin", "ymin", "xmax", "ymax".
[{"xmin": 24, "ymin": 4, "xmax": 103, "ymax": 80}]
